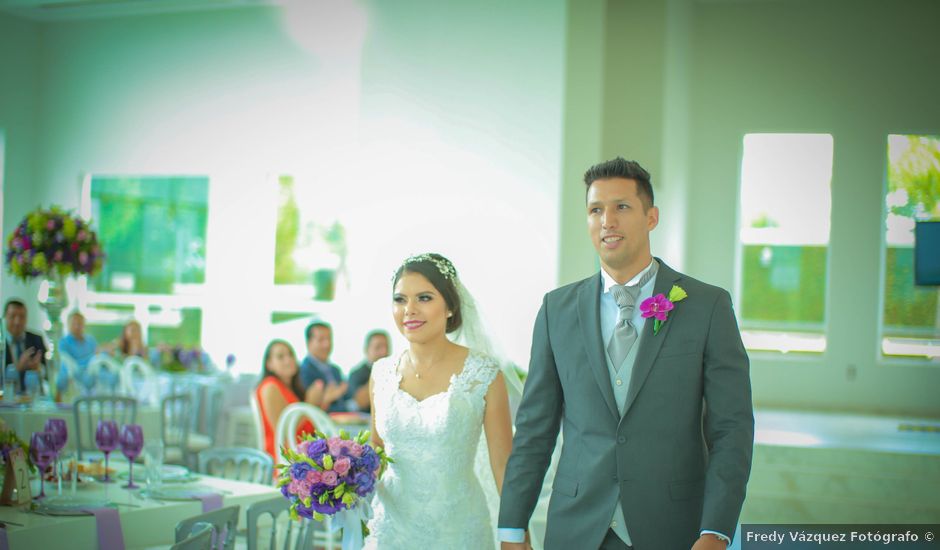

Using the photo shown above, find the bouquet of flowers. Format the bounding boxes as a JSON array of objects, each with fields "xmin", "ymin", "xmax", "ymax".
[
  {"xmin": 4, "ymin": 206, "xmax": 104, "ymax": 282},
  {"xmin": 278, "ymin": 430, "xmax": 392, "ymax": 550}
]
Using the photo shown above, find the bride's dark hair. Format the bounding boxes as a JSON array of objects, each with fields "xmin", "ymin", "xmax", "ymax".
[{"xmin": 393, "ymin": 253, "xmax": 463, "ymax": 333}]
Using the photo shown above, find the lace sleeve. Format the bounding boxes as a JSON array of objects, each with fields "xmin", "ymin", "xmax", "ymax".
[{"xmin": 453, "ymin": 351, "xmax": 500, "ymax": 402}]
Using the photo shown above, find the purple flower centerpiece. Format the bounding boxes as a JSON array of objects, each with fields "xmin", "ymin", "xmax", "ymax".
[
  {"xmin": 4, "ymin": 206, "xmax": 104, "ymax": 282},
  {"xmin": 278, "ymin": 430, "xmax": 392, "ymax": 550}
]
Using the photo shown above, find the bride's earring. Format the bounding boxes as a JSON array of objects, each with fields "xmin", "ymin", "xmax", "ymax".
[{"xmin": 447, "ymin": 311, "xmax": 453, "ymax": 318}]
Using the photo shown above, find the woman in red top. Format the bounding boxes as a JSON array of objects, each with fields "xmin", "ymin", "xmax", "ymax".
[{"xmin": 255, "ymin": 339, "xmax": 320, "ymax": 462}]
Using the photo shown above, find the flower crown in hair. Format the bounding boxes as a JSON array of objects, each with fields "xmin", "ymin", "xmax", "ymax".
[{"xmin": 399, "ymin": 253, "xmax": 458, "ymax": 282}]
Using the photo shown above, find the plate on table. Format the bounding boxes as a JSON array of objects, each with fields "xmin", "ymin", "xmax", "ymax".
[
  {"xmin": 33, "ymin": 494, "xmax": 112, "ymax": 516},
  {"xmin": 140, "ymin": 484, "xmax": 216, "ymax": 501},
  {"xmin": 116, "ymin": 464, "xmax": 197, "ymax": 483}
]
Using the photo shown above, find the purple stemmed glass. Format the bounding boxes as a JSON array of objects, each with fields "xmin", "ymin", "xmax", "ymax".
[
  {"xmin": 44, "ymin": 418, "xmax": 68, "ymax": 482},
  {"xmin": 29, "ymin": 432, "xmax": 56, "ymax": 499},
  {"xmin": 119, "ymin": 424, "xmax": 144, "ymax": 489},
  {"xmin": 94, "ymin": 420, "xmax": 119, "ymax": 483}
]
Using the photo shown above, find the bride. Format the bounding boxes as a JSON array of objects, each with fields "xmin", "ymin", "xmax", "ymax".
[{"xmin": 365, "ymin": 253, "xmax": 517, "ymax": 549}]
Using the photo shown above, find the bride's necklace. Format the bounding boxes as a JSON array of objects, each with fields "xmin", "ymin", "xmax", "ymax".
[{"xmin": 406, "ymin": 352, "xmax": 435, "ymax": 380}]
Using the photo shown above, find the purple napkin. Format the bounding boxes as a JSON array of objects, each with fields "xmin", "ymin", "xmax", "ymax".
[
  {"xmin": 81, "ymin": 507, "xmax": 125, "ymax": 550},
  {"xmin": 192, "ymin": 492, "xmax": 223, "ymax": 513},
  {"xmin": 0, "ymin": 524, "xmax": 9, "ymax": 550}
]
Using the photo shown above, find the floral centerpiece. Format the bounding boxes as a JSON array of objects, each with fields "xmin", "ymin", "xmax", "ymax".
[
  {"xmin": 153, "ymin": 344, "xmax": 213, "ymax": 374},
  {"xmin": 0, "ymin": 428, "xmax": 36, "ymax": 472},
  {"xmin": 278, "ymin": 430, "xmax": 392, "ymax": 550},
  {"xmin": 4, "ymin": 206, "xmax": 104, "ymax": 281}
]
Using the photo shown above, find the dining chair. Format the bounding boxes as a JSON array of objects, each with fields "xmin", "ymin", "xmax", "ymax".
[
  {"xmin": 197, "ymin": 447, "xmax": 274, "ymax": 485},
  {"xmin": 246, "ymin": 496, "xmax": 322, "ymax": 550},
  {"xmin": 161, "ymin": 393, "xmax": 195, "ymax": 466},
  {"xmin": 171, "ymin": 521, "xmax": 215, "ymax": 550},
  {"xmin": 248, "ymin": 393, "xmax": 266, "ymax": 450},
  {"xmin": 120, "ymin": 356, "xmax": 159, "ymax": 405},
  {"xmin": 274, "ymin": 403, "xmax": 338, "ymax": 466},
  {"xmin": 85, "ymin": 354, "xmax": 123, "ymax": 394},
  {"xmin": 175, "ymin": 505, "xmax": 240, "ymax": 550},
  {"xmin": 55, "ymin": 352, "xmax": 81, "ymax": 402},
  {"xmin": 72, "ymin": 395, "xmax": 138, "ymax": 460}
]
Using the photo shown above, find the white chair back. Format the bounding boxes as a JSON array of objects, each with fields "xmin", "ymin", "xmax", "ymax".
[
  {"xmin": 274, "ymin": 403, "xmax": 338, "ymax": 466},
  {"xmin": 85, "ymin": 354, "xmax": 123, "ymax": 394},
  {"xmin": 55, "ymin": 352, "xmax": 81, "ymax": 401},
  {"xmin": 248, "ymin": 393, "xmax": 266, "ymax": 451},
  {"xmin": 121, "ymin": 356, "xmax": 158, "ymax": 404}
]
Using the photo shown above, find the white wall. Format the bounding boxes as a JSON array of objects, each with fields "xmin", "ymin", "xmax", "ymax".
[{"xmin": 4, "ymin": 1, "xmax": 565, "ymax": 373}]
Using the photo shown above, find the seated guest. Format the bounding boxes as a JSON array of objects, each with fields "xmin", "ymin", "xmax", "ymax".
[
  {"xmin": 255, "ymin": 339, "xmax": 317, "ymax": 462},
  {"xmin": 119, "ymin": 320, "xmax": 149, "ymax": 359},
  {"xmin": 3, "ymin": 299, "xmax": 47, "ymax": 394},
  {"xmin": 59, "ymin": 311, "xmax": 98, "ymax": 368},
  {"xmin": 299, "ymin": 321, "xmax": 351, "ymax": 413},
  {"xmin": 348, "ymin": 329, "xmax": 391, "ymax": 413}
]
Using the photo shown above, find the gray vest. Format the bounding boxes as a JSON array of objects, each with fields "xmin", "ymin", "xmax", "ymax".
[{"xmin": 604, "ymin": 325, "xmax": 646, "ymax": 545}]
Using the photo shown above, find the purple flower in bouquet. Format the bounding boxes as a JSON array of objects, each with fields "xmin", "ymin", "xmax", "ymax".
[
  {"xmin": 291, "ymin": 461, "xmax": 314, "ymax": 480},
  {"xmin": 306, "ymin": 438, "xmax": 328, "ymax": 460},
  {"xmin": 321, "ymin": 470, "xmax": 339, "ymax": 486},
  {"xmin": 352, "ymin": 471, "xmax": 375, "ymax": 496},
  {"xmin": 333, "ymin": 457, "xmax": 352, "ymax": 476}
]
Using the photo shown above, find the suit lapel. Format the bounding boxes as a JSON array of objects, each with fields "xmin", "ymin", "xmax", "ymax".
[
  {"xmin": 623, "ymin": 259, "xmax": 682, "ymax": 418},
  {"xmin": 577, "ymin": 274, "xmax": 620, "ymax": 420}
]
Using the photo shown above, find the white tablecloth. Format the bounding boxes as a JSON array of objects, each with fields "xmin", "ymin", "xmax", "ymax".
[{"xmin": 0, "ymin": 468, "xmax": 280, "ymax": 549}]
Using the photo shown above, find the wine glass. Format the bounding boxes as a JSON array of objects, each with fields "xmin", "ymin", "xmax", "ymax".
[
  {"xmin": 118, "ymin": 424, "xmax": 144, "ymax": 489},
  {"xmin": 29, "ymin": 432, "xmax": 56, "ymax": 499},
  {"xmin": 94, "ymin": 420, "xmax": 119, "ymax": 483},
  {"xmin": 43, "ymin": 418, "xmax": 68, "ymax": 492}
]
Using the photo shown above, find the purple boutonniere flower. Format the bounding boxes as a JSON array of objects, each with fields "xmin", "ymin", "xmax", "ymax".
[{"xmin": 641, "ymin": 285, "xmax": 688, "ymax": 335}]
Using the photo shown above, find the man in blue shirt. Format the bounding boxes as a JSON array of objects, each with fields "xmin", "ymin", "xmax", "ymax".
[
  {"xmin": 59, "ymin": 311, "xmax": 98, "ymax": 368},
  {"xmin": 298, "ymin": 321, "xmax": 351, "ymax": 413}
]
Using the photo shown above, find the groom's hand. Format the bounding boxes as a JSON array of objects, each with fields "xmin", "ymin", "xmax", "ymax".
[{"xmin": 692, "ymin": 533, "xmax": 728, "ymax": 550}]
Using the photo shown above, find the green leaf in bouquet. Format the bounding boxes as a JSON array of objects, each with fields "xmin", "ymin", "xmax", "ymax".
[
  {"xmin": 289, "ymin": 506, "xmax": 300, "ymax": 522},
  {"xmin": 322, "ymin": 455, "xmax": 333, "ymax": 470},
  {"xmin": 334, "ymin": 484, "xmax": 345, "ymax": 498},
  {"xmin": 339, "ymin": 429, "xmax": 349, "ymax": 440},
  {"xmin": 313, "ymin": 511, "xmax": 325, "ymax": 522},
  {"xmin": 356, "ymin": 431, "xmax": 370, "ymax": 445},
  {"xmin": 319, "ymin": 493, "xmax": 329, "ymax": 505},
  {"xmin": 277, "ymin": 476, "xmax": 291, "ymax": 487},
  {"xmin": 342, "ymin": 493, "xmax": 356, "ymax": 506},
  {"xmin": 303, "ymin": 496, "xmax": 312, "ymax": 508}
]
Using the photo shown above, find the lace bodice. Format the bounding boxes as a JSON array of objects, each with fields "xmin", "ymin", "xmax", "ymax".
[{"xmin": 364, "ymin": 350, "xmax": 501, "ymax": 549}]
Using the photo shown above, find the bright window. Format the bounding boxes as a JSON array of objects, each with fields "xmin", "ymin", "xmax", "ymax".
[
  {"xmin": 81, "ymin": 175, "xmax": 209, "ymax": 347},
  {"xmin": 881, "ymin": 135, "xmax": 940, "ymax": 360},
  {"xmin": 737, "ymin": 134, "xmax": 833, "ymax": 353}
]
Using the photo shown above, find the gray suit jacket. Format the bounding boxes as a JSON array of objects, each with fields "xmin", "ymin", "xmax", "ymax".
[{"xmin": 498, "ymin": 260, "xmax": 753, "ymax": 550}]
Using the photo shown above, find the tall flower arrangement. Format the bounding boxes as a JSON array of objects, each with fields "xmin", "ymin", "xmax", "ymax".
[{"xmin": 4, "ymin": 206, "xmax": 104, "ymax": 282}]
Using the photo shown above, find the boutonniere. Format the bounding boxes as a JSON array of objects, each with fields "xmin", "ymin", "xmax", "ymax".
[{"xmin": 640, "ymin": 285, "xmax": 688, "ymax": 335}]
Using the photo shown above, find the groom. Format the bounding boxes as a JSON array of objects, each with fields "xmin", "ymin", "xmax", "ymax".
[{"xmin": 498, "ymin": 158, "xmax": 753, "ymax": 550}]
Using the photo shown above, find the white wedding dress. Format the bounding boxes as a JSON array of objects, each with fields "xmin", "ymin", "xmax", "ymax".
[{"xmin": 364, "ymin": 350, "xmax": 501, "ymax": 550}]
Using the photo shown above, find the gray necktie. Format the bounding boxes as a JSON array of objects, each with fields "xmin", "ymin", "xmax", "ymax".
[{"xmin": 607, "ymin": 262, "xmax": 659, "ymax": 370}]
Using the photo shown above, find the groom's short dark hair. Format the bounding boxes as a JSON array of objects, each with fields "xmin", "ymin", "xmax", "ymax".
[{"xmin": 583, "ymin": 157, "xmax": 654, "ymax": 210}]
